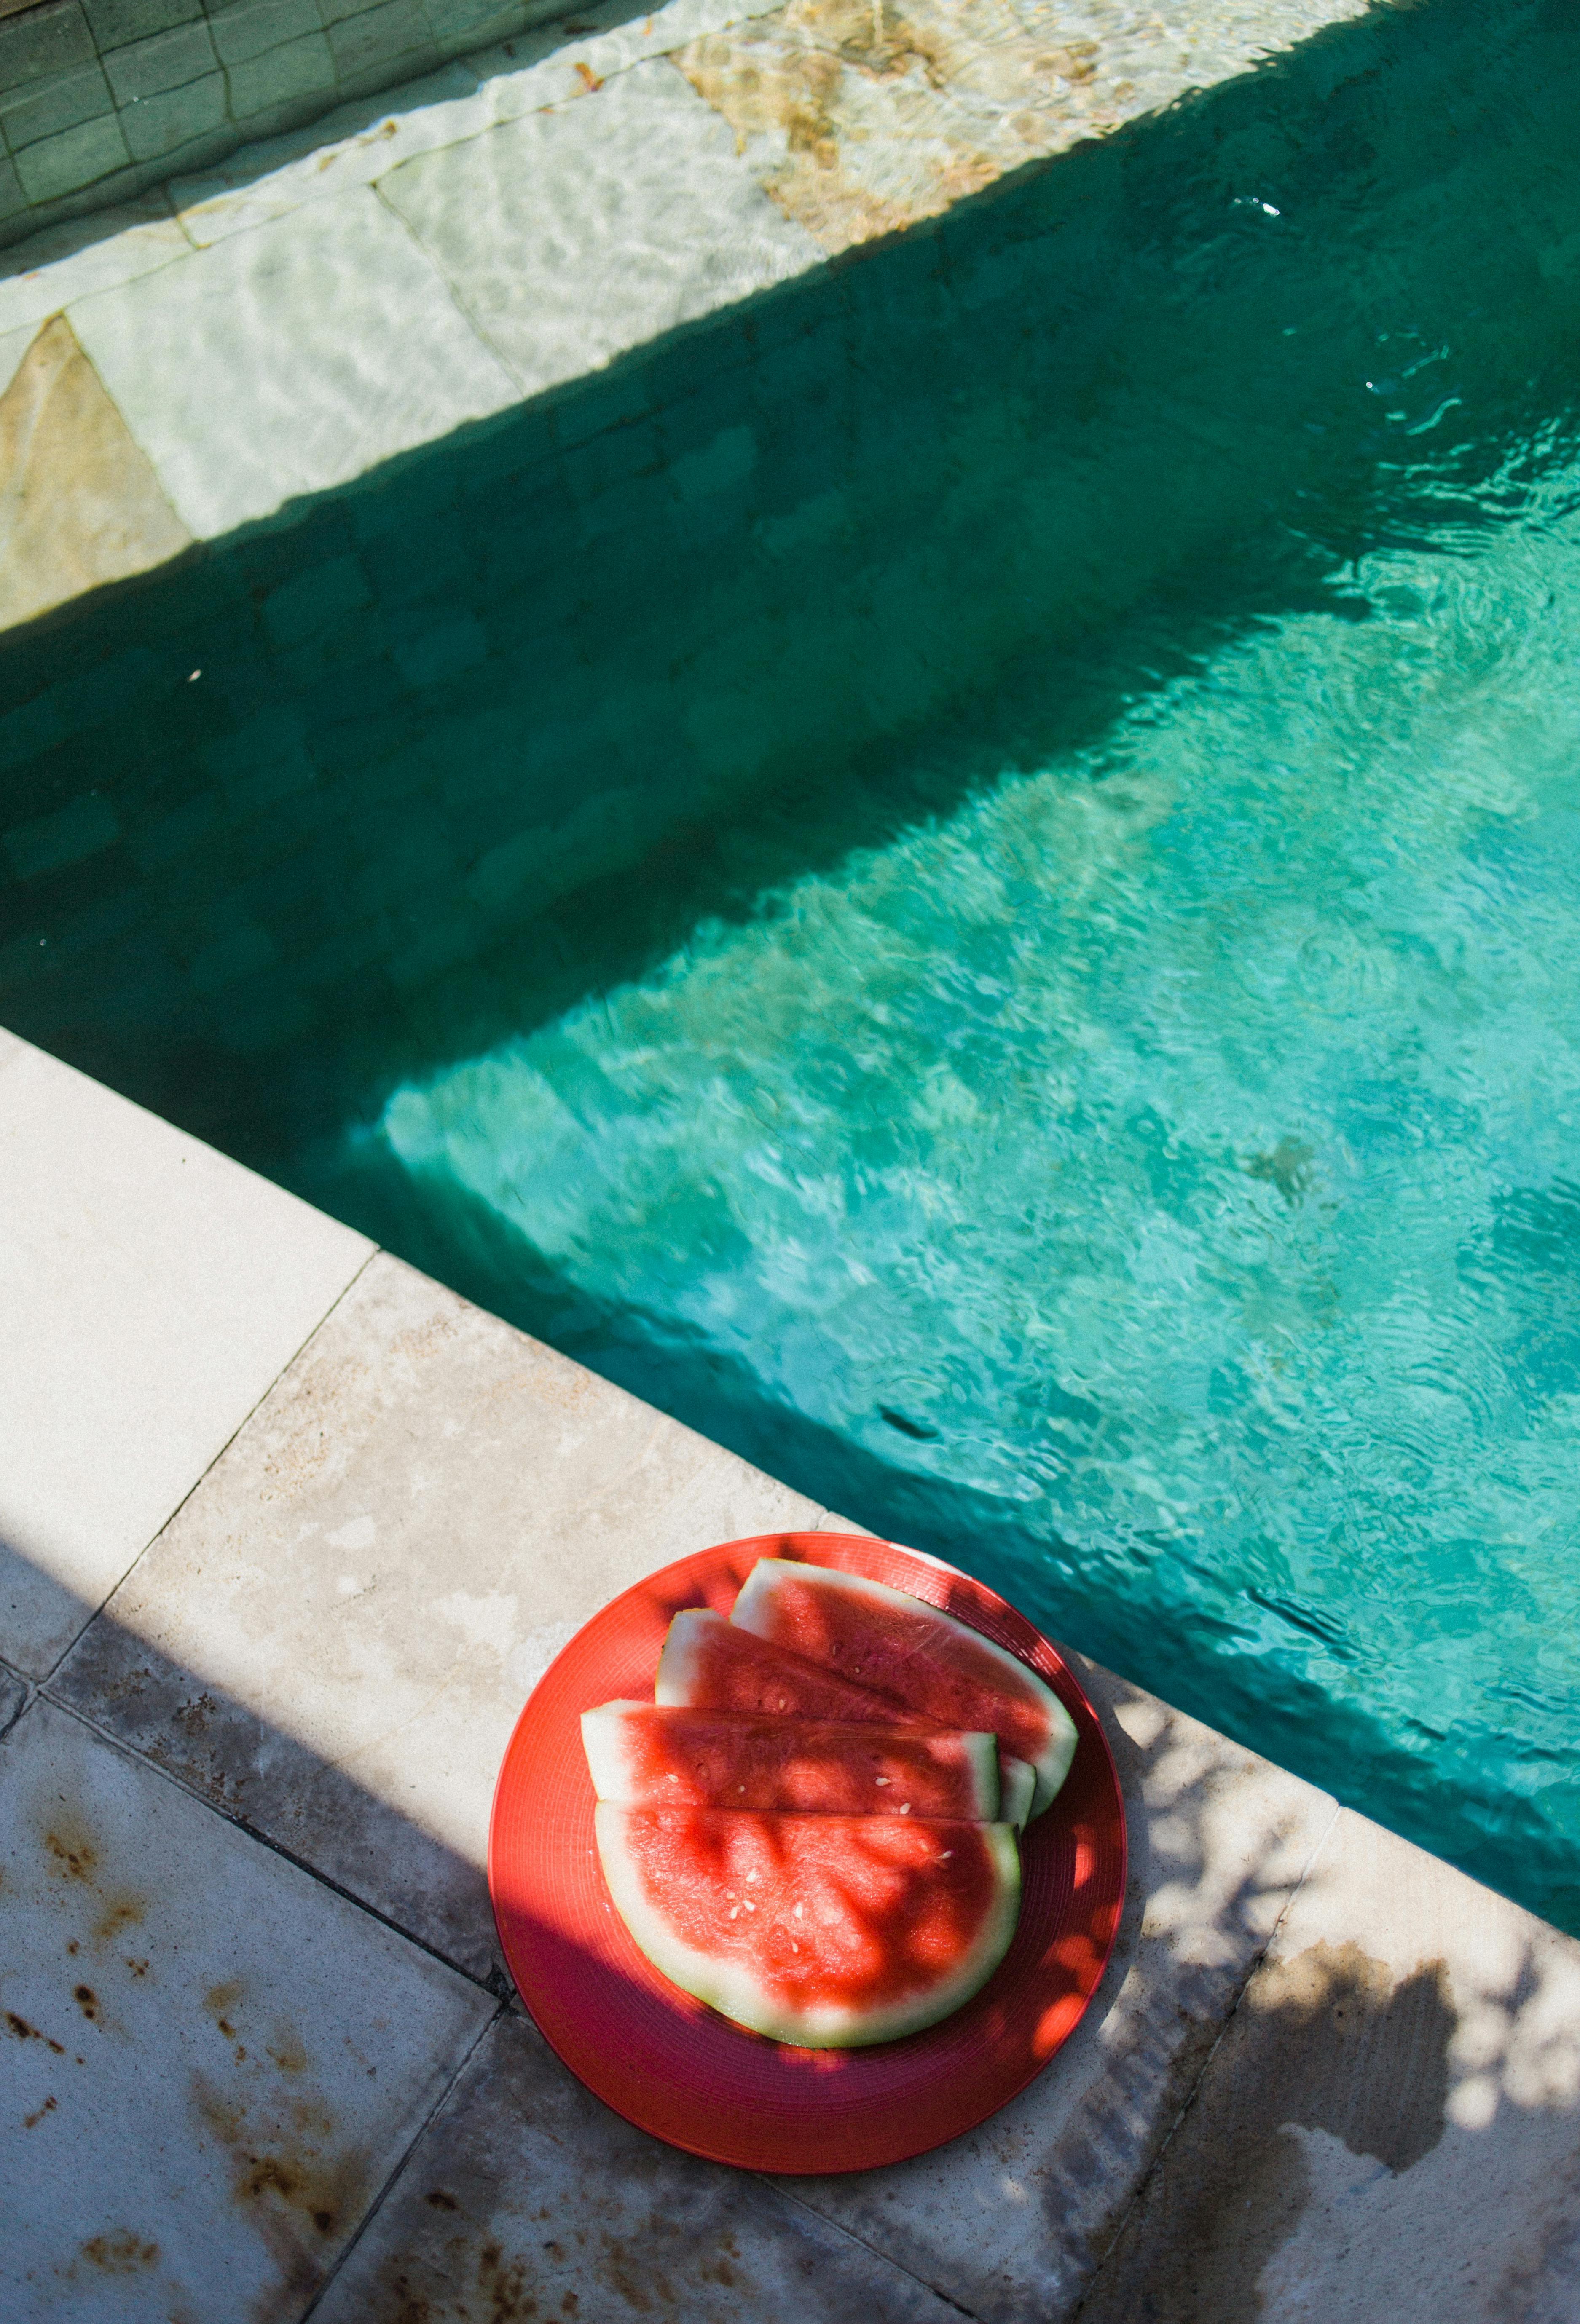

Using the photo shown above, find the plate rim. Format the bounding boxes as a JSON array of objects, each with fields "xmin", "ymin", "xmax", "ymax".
[{"xmin": 488, "ymin": 1530, "xmax": 1127, "ymax": 2172}]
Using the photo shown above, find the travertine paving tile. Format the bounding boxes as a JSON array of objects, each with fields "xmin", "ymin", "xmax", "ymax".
[
  {"xmin": 0, "ymin": 1655, "xmax": 27, "ymax": 1735},
  {"xmin": 313, "ymin": 2004, "xmax": 966, "ymax": 2324},
  {"xmin": 0, "ymin": 200, "xmax": 191, "ymax": 339},
  {"xmin": 0, "ymin": 1036, "xmax": 371, "ymax": 1679},
  {"xmin": 0, "ymin": 320, "xmax": 34, "ymax": 397},
  {"xmin": 170, "ymin": 0, "xmax": 789, "ymax": 247},
  {"xmin": 780, "ymin": 1660, "xmax": 1337, "ymax": 2323},
  {"xmin": 379, "ymin": 59, "xmax": 820, "ymax": 399},
  {"xmin": 1078, "ymin": 1805, "xmax": 1580, "ymax": 2324},
  {"xmin": 681, "ymin": 0, "xmax": 1372, "ymax": 252},
  {"xmin": 54, "ymin": 1252, "xmax": 824, "ymax": 1978},
  {"xmin": 0, "ymin": 1697, "xmax": 493, "ymax": 2324},
  {"xmin": 67, "ymin": 185, "xmax": 518, "ymax": 535},
  {"xmin": 0, "ymin": 313, "xmax": 191, "ymax": 627}
]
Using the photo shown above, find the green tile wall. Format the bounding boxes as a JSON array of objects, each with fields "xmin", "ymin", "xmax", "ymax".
[{"xmin": 0, "ymin": 0, "xmax": 558, "ymax": 241}]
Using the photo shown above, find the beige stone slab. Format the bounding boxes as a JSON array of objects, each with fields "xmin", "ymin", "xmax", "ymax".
[
  {"xmin": 313, "ymin": 2004, "xmax": 966, "ymax": 2323},
  {"xmin": 171, "ymin": 0, "xmax": 789, "ymax": 247},
  {"xmin": 0, "ymin": 1036, "xmax": 372, "ymax": 1680},
  {"xmin": 0, "ymin": 313, "xmax": 192, "ymax": 630},
  {"xmin": 378, "ymin": 59, "xmax": 821, "ymax": 401},
  {"xmin": 778, "ymin": 1660, "xmax": 1337, "ymax": 2322},
  {"xmin": 67, "ymin": 185, "xmax": 519, "ymax": 538},
  {"xmin": 0, "ymin": 201, "xmax": 191, "ymax": 340},
  {"xmin": 0, "ymin": 321, "xmax": 33, "ymax": 399},
  {"xmin": 1, "ymin": 1696, "xmax": 493, "ymax": 2323},
  {"xmin": 0, "ymin": 1655, "xmax": 26, "ymax": 1735},
  {"xmin": 681, "ymin": 0, "xmax": 1372, "ymax": 254},
  {"xmin": 52, "ymin": 1252, "xmax": 825, "ymax": 1979},
  {"xmin": 1078, "ymin": 1805, "xmax": 1580, "ymax": 2323}
]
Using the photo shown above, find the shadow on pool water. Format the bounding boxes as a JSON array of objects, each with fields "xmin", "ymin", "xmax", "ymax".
[{"xmin": 5, "ymin": 0, "xmax": 1580, "ymax": 1930}]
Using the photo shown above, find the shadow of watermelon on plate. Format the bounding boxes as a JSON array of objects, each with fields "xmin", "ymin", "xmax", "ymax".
[{"xmin": 488, "ymin": 1533, "xmax": 1126, "ymax": 2173}]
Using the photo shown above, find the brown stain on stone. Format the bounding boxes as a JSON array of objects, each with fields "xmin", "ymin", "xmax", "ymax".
[
  {"xmin": 24, "ymin": 2094, "xmax": 58, "ymax": 2128},
  {"xmin": 267, "ymin": 2029, "xmax": 309, "ymax": 2075},
  {"xmin": 74, "ymin": 1984, "xmax": 99, "ymax": 2021},
  {"xmin": 6, "ymin": 2010, "xmax": 66, "ymax": 2055},
  {"xmin": 44, "ymin": 1820, "xmax": 99, "ymax": 1882},
  {"xmin": 93, "ymin": 1895, "xmax": 146, "ymax": 1945},
  {"xmin": 1078, "ymin": 1940, "xmax": 1457, "ymax": 2323},
  {"xmin": 80, "ymin": 2230, "xmax": 160, "ymax": 2274},
  {"xmin": 0, "ymin": 313, "xmax": 193, "ymax": 631},
  {"xmin": 676, "ymin": 0, "xmax": 1128, "ymax": 252},
  {"xmin": 190, "ymin": 2052, "xmax": 370, "ymax": 2322}
]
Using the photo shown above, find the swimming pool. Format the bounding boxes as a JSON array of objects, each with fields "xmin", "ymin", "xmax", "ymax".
[{"xmin": 6, "ymin": 0, "xmax": 1580, "ymax": 1927}]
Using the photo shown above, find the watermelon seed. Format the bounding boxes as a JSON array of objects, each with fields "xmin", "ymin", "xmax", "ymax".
[
  {"xmin": 900, "ymin": 1802, "xmax": 912, "ymax": 1813},
  {"xmin": 874, "ymin": 1777, "xmax": 891, "ymax": 1786},
  {"xmin": 794, "ymin": 1903, "xmax": 805, "ymax": 1919},
  {"xmin": 940, "ymin": 1850, "xmax": 953, "ymax": 1860},
  {"xmin": 743, "ymin": 1900, "xmax": 756, "ymax": 1912},
  {"xmin": 730, "ymin": 1906, "xmax": 740, "ymax": 1919}
]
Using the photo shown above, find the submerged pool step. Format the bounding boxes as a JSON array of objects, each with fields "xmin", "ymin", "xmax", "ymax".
[{"xmin": 0, "ymin": 0, "xmax": 1371, "ymax": 606}]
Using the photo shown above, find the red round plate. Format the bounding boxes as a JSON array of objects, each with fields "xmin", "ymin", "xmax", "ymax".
[{"xmin": 489, "ymin": 1531, "xmax": 1126, "ymax": 2173}]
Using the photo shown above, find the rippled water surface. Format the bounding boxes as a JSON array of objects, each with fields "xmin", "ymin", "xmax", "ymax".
[
  {"xmin": 10, "ymin": 0, "xmax": 1580, "ymax": 1925},
  {"xmin": 359, "ymin": 460, "xmax": 1580, "ymax": 1920}
]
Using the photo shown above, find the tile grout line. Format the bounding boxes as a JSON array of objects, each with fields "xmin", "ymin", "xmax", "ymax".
[
  {"xmin": 1067, "ymin": 1792, "xmax": 1344, "ymax": 2321},
  {"xmin": 299, "ymin": 1993, "xmax": 508, "ymax": 2322},
  {"xmin": 40, "ymin": 1242, "xmax": 381, "ymax": 1687},
  {"xmin": 368, "ymin": 174, "xmax": 532, "ymax": 399},
  {"xmin": 28, "ymin": 1679, "xmax": 500, "ymax": 1997},
  {"xmin": 761, "ymin": 2176, "xmax": 988, "ymax": 2320}
]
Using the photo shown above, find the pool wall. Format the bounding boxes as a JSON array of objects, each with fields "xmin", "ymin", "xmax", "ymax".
[
  {"xmin": 0, "ymin": 0, "xmax": 565, "ymax": 246},
  {"xmin": 5, "ymin": 0, "xmax": 1580, "ymax": 1936},
  {"xmin": 5, "ymin": 0, "xmax": 1565, "ymax": 1129}
]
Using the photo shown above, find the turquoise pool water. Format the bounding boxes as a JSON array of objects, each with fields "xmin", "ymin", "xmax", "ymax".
[
  {"xmin": 352, "ymin": 457, "xmax": 1580, "ymax": 1928},
  {"xmin": 6, "ymin": 0, "xmax": 1580, "ymax": 1926}
]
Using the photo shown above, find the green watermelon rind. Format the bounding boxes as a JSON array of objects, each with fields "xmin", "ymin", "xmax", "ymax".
[
  {"xmin": 999, "ymin": 1755, "xmax": 1037, "ymax": 1834},
  {"xmin": 732, "ymin": 1560, "xmax": 1079, "ymax": 1818},
  {"xmin": 594, "ymin": 1805, "xmax": 1023, "ymax": 2048},
  {"xmin": 582, "ymin": 1699, "xmax": 1002, "ymax": 1819}
]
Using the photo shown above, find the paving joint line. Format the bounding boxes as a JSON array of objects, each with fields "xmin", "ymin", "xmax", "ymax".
[
  {"xmin": 760, "ymin": 2176, "xmax": 987, "ymax": 2321},
  {"xmin": 41, "ymin": 1242, "xmax": 381, "ymax": 1687},
  {"xmin": 32, "ymin": 1682, "xmax": 499, "ymax": 1996},
  {"xmin": 298, "ymin": 1992, "xmax": 508, "ymax": 2321}
]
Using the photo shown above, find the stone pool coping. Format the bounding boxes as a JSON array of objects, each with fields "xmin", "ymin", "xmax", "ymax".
[
  {"xmin": 0, "ymin": 0, "xmax": 1376, "ymax": 627},
  {"xmin": 4, "ymin": 1024, "xmax": 1579, "ymax": 2321}
]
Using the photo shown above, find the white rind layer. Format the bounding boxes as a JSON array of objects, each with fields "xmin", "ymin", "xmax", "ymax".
[
  {"xmin": 1000, "ymin": 1755, "xmax": 1036, "ymax": 1834},
  {"xmin": 732, "ymin": 1560, "xmax": 1078, "ymax": 1817},
  {"xmin": 581, "ymin": 1700, "xmax": 1001, "ymax": 1817},
  {"xmin": 580, "ymin": 1699, "xmax": 648, "ymax": 1801},
  {"xmin": 594, "ymin": 1805, "xmax": 1022, "ymax": 2048},
  {"xmin": 653, "ymin": 1608, "xmax": 726, "ymax": 1705}
]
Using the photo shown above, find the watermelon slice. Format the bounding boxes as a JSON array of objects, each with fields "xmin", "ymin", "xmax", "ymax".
[
  {"xmin": 657, "ymin": 1608, "xmax": 923, "ymax": 1724},
  {"xmin": 582, "ymin": 1702, "xmax": 1001, "ymax": 1819},
  {"xmin": 999, "ymin": 1756, "xmax": 1037, "ymax": 1834},
  {"xmin": 657, "ymin": 1609, "xmax": 1035, "ymax": 1828},
  {"xmin": 732, "ymin": 1560, "xmax": 1078, "ymax": 1816},
  {"xmin": 594, "ymin": 1805, "xmax": 1021, "ymax": 2046}
]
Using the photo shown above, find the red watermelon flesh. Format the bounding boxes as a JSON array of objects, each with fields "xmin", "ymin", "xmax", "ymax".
[
  {"xmin": 657, "ymin": 1609, "xmax": 1034, "ymax": 1827},
  {"xmin": 732, "ymin": 1560, "xmax": 1078, "ymax": 1816},
  {"xmin": 657, "ymin": 1608, "xmax": 924, "ymax": 1724},
  {"xmin": 582, "ymin": 1701, "xmax": 1000, "ymax": 1819},
  {"xmin": 594, "ymin": 1806, "xmax": 1021, "ymax": 2046}
]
